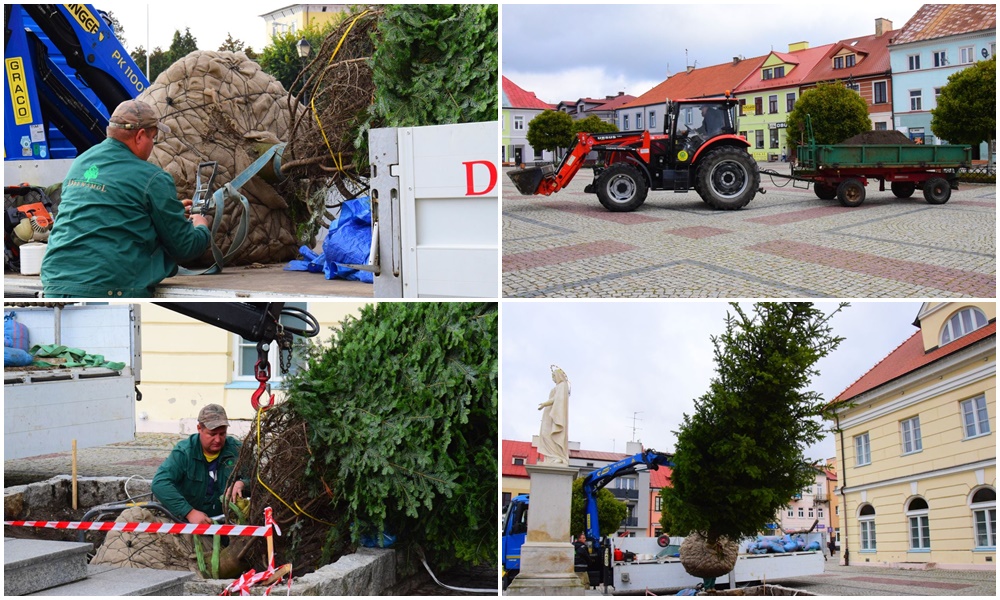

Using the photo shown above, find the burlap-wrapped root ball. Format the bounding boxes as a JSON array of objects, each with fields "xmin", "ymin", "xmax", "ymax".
[
  {"xmin": 680, "ymin": 531, "xmax": 739, "ymax": 579},
  {"xmin": 141, "ymin": 51, "xmax": 309, "ymax": 266}
]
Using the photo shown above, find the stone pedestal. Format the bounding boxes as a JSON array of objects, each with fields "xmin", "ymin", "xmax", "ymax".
[{"xmin": 506, "ymin": 463, "xmax": 585, "ymax": 595}]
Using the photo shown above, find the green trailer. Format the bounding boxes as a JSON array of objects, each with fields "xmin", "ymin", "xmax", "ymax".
[{"xmin": 770, "ymin": 117, "xmax": 972, "ymax": 207}]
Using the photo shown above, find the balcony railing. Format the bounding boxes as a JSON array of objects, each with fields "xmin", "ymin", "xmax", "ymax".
[
  {"xmin": 609, "ymin": 488, "xmax": 639, "ymax": 500},
  {"xmin": 621, "ymin": 517, "xmax": 639, "ymax": 527}
]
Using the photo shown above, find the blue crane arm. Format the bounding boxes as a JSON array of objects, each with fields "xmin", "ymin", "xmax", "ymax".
[{"xmin": 581, "ymin": 449, "xmax": 674, "ymax": 541}]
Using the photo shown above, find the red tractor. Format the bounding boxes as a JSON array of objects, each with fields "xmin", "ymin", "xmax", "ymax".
[{"xmin": 508, "ymin": 97, "xmax": 761, "ymax": 212}]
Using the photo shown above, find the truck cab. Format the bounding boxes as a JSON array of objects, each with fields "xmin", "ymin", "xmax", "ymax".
[{"xmin": 501, "ymin": 494, "xmax": 529, "ymax": 589}]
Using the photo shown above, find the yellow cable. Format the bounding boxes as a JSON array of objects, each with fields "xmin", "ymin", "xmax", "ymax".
[
  {"xmin": 255, "ymin": 406, "xmax": 337, "ymax": 528},
  {"xmin": 309, "ymin": 10, "xmax": 372, "ymax": 171}
]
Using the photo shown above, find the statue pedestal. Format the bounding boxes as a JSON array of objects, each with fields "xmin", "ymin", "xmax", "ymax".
[{"xmin": 506, "ymin": 463, "xmax": 585, "ymax": 596}]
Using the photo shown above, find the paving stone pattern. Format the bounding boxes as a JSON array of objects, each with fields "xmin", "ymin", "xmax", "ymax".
[{"xmin": 502, "ymin": 164, "xmax": 996, "ymax": 298}]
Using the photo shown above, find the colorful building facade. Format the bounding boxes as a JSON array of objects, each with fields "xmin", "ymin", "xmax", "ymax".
[{"xmin": 830, "ymin": 302, "xmax": 996, "ymax": 569}]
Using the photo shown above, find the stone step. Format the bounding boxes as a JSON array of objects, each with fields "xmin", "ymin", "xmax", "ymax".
[
  {"xmin": 4, "ymin": 537, "xmax": 91, "ymax": 596},
  {"xmin": 28, "ymin": 564, "xmax": 195, "ymax": 596}
]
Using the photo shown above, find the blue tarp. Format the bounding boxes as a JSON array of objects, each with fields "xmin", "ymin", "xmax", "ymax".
[{"xmin": 285, "ymin": 197, "xmax": 373, "ymax": 283}]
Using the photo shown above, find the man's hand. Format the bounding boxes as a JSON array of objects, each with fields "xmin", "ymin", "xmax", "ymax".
[
  {"xmin": 186, "ymin": 508, "xmax": 213, "ymax": 525},
  {"xmin": 181, "ymin": 198, "xmax": 193, "ymax": 217},
  {"xmin": 191, "ymin": 214, "xmax": 210, "ymax": 228},
  {"xmin": 225, "ymin": 480, "xmax": 245, "ymax": 504}
]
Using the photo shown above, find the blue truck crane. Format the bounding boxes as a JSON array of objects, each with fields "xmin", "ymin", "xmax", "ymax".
[
  {"xmin": 4, "ymin": 4, "xmax": 148, "ymax": 163},
  {"xmin": 501, "ymin": 449, "xmax": 674, "ymax": 590}
]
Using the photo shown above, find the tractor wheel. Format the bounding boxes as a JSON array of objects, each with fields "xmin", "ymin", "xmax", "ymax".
[
  {"xmin": 836, "ymin": 178, "xmax": 866, "ymax": 207},
  {"xmin": 890, "ymin": 181, "xmax": 916, "ymax": 198},
  {"xmin": 922, "ymin": 177, "xmax": 951, "ymax": 204},
  {"xmin": 814, "ymin": 183, "xmax": 837, "ymax": 200},
  {"xmin": 696, "ymin": 146, "xmax": 758, "ymax": 210},
  {"xmin": 595, "ymin": 163, "xmax": 648, "ymax": 212}
]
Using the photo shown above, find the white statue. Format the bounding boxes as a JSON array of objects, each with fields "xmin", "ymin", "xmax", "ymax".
[{"xmin": 538, "ymin": 365, "xmax": 570, "ymax": 464}]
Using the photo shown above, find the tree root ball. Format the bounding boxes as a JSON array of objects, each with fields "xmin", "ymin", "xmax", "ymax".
[
  {"xmin": 680, "ymin": 532, "xmax": 739, "ymax": 579},
  {"xmin": 140, "ymin": 51, "xmax": 308, "ymax": 266}
]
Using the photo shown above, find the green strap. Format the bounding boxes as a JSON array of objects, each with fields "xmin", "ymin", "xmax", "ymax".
[
  {"xmin": 193, "ymin": 533, "xmax": 223, "ymax": 579},
  {"xmin": 178, "ymin": 144, "xmax": 283, "ymax": 276},
  {"xmin": 28, "ymin": 343, "xmax": 126, "ymax": 370}
]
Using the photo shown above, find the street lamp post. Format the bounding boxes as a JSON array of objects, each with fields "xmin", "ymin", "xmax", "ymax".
[{"xmin": 296, "ymin": 37, "xmax": 312, "ymax": 102}]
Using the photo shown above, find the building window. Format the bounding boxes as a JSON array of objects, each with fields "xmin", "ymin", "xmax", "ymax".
[
  {"xmin": 774, "ymin": 66, "xmax": 785, "ymax": 78},
  {"xmin": 908, "ymin": 54, "xmax": 921, "ymax": 70},
  {"xmin": 873, "ymin": 81, "xmax": 888, "ymax": 104},
  {"xmin": 846, "ymin": 54, "xmax": 856, "ymax": 67},
  {"xmin": 855, "ymin": 432, "xmax": 871, "ymax": 466},
  {"xmin": 636, "ymin": 112, "xmax": 643, "ymax": 130},
  {"xmin": 960, "ymin": 46, "xmax": 975, "ymax": 64},
  {"xmin": 762, "ymin": 68, "xmax": 772, "ymax": 80},
  {"xmin": 798, "ymin": 507, "xmax": 805, "ymax": 518},
  {"xmin": 786, "ymin": 93, "xmax": 795, "ymax": 112},
  {"xmin": 834, "ymin": 56, "xmax": 843, "ymax": 69},
  {"xmin": 933, "ymin": 50, "xmax": 948, "ymax": 67},
  {"xmin": 623, "ymin": 114, "xmax": 629, "ymax": 129},
  {"xmin": 654, "ymin": 496, "xmax": 662, "ymax": 511},
  {"xmin": 874, "ymin": 122, "xmax": 888, "ymax": 131},
  {"xmin": 617, "ymin": 478, "xmax": 636, "ymax": 490},
  {"xmin": 847, "ymin": 81, "xmax": 860, "ymax": 93},
  {"xmin": 808, "ymin": 507, "xmax": 814, "ymax": 518},
  {"xmin": 755, "ymin": 97, "xmax": 763, "ymax": 115},
  {"xmin": 512, "ymin": 456, "xmax": 525, "ymax": 466},
  {"xmin": 907, "ymin": 498, "xmax": 931, "ymax": 550},
  {"xmin": 971, "ymin": 488, "xmax": 996, "ymax": 549},
  {"xmin": 649, "ymin": 111, "xmax": 656, "ymax": 130},
  {"xmin": 818, "ymin": 508, "xmax": 824, "ymax": 519},
  {"xmin": 768, "ymin": 95, "xmax": 778, "ymax": 114},
  {"xmin": 788, "ymin": 508, "xmax": 794, "ymax": 518},
  {"xmin": 513, "ymin": 115, "xmax": 524, "ymax": 131},
  {"xmin": 961, "ymin": 394, "xmax": 991, "ymax": 438},
  {"xmin": 940, "ymin": 306, "xmax": 988, "ymax": 345},
  {"xmin": 900, "ymin": 416, "xmax": 922, "ymax": 455},
  {"xmin": 755, "ymin": 130, "xmax": 764, "ymax": 149},
  {"xmin": 502, "ymin": 491, "xmax": 512, "ymax": 508},
  {"xmin": 769, "ymin": 128, "xmax": 779, "ymax": 149},
  {"xmin": 859, "ymin": 504, "xmax": 876, "ymax": 550},
  {"xmin": 234, "ymin": 301, "xmax": 307, "ymax": 384},
  {"xmin": 909, "ymin": 90, "xmax": 922, "ymax": 111}
]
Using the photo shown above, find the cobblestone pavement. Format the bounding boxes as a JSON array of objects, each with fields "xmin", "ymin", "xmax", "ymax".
[
  {"xmin": 768, "ymin": 559, "xmax": 996, "ymax": 596},
  {"xmin": 4, "ymin": 432, "xmax": 186, "ymax": 486},
  {"xmin": 502, "ymin": 163, "xmax": 996, "ymax": 298}
]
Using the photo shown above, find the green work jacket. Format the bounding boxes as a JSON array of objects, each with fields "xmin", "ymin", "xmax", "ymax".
[
  {"xmin": 152, "ymin": 433, "xmax": 243, "ymax": 521},
  {"xmin": 40, "ymin": 138, "xmax": 210, "ymax": 297}
]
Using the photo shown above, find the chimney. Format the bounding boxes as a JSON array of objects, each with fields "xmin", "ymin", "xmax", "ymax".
[
  {"xmin": 875, "ymin": 18, "xmax": 892, "ymax": 36},
  {"xmin": 788, "ymin": 41, "xmax": 809, "ymax": 53},
  {"xmin": 686, "ymin": 65, "xmax": 695, "ymax": 74},
  {"xmin": 733, "ymin": 56, "xmax": 741, "ymax": 65}
]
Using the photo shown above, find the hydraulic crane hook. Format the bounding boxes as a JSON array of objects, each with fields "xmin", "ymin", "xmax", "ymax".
[{"xmin": 251, "ymin": 341, "xmax": 275, "ymax": 411}]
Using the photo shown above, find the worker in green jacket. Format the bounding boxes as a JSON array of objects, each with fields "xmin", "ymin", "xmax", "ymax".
[
  {"xmin": 152, "ymin": 404, "xmax": 246, "ymax": 524},
  {"xmin": 41, "ymin": 99, "xmax": 211, "ymax": 298}
]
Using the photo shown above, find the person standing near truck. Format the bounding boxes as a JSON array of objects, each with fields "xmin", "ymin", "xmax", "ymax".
[
  {"xmin": 152, "ymin": 404, "xmax": 246, "ymax": 525},
  {"xmin": 41, "ymin": 99, "xmax": 211, "ymax": 298}
]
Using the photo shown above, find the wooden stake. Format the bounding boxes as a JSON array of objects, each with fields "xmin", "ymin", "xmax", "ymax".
[
  {"xmin": 71, "ymin": 440, "xmax": 78, "ymax": 510},
  {"xmin": 267, "ymin": 532, "xmax": 275, "ymax": 567}
]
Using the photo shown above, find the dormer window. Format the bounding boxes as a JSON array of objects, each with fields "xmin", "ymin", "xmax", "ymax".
[
  {"xmin": 834, "ymin": 54, "xmax": 857, "ymax": 69},
  {"xmin": 763, "ymin": 68, "xmax": 772, "ymax": 80},
  {"xmin": 940, "ymin": 307, "xmax": 988, "ymax": 345},
  {"xmin": 773, "ymin": 66, "xmax": 785, "ymax": 78},
  {"xmin": 513, "ymin": 456, "xmax": 526, "ymax": 466}
]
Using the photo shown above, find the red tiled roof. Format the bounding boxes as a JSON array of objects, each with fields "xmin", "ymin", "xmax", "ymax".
[
  {"xmin": 596, "ymin": 93, "xmax": 637, "ymax": 112},
  {"xmin": 834, "ymin": 321, "xmax": 996, "ymax": 403},
  {"xmin": 735, "ymin": 44, "xmax": 835, "ymax": 94},
  {"xmin": 502, "ymin": 76, "xmax": 551, "ymax": 110},
  {"xmin": 572, "ymin": 448, "xmax": 629, "ymax": 462},
  {"xmin": 892, "ymin": 4, "xmax": 997, "ymax": 46},
  {"xmin": 622, "ymin": 55, "xmax": 767, "ymax": 109},
  {"xmin": 649, "ymin": 466, "xmax": 673, "ymax": 489},
  {"xmin": 802, "ymin": 32, "xmax": 894, "ymax": 85},
  {"xmin": 502, "ymin": 439, "xmax": 540, "ymax": 478}
]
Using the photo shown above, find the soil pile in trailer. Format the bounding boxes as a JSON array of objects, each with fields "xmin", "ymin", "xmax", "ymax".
[{"xmin": 839, "ymin": 130, "xmax": 915, "ymax": 145}]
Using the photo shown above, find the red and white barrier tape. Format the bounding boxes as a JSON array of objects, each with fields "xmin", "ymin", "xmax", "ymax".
[{"xmin": 3, "ymin": 520, "xmax": 274, "ymax": 537}]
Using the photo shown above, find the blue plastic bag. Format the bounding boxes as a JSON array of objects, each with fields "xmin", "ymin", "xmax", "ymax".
[
  {"xmin": 5, "ymin": 346, "xmax": 33, "ymax": 367},
  {"xmin": 4, "ymin": 312, "xmax": 30, "ymax": 351}
]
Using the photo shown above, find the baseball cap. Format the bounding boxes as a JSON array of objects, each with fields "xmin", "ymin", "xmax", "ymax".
[
  {"xmin": 108, "ymin": 99, "xmax": 171, "ymax": 134},
  {"xmin": 198, "ymin": 404, "xmax": 230, "ymax": 429}
]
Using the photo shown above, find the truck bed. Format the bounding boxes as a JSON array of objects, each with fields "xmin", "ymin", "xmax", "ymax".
[
  {"xmin": 797, "ymin": 143, "xmax": 971, "ymax": 171},
  {"xmin": 4, "ymin": 264, "xmax": 374, "ymax": 298}
]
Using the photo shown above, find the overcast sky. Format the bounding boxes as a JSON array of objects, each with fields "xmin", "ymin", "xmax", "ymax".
[
  {"xmin": 502, "ymin": 1, "xmax": 925, "ymax": 104},
  {"xmin": 97, "ymin": 2, "xmax": 276, "ymax": 55},
  {"xmin": 501, "ymin": 301, "xmax": 924, "ymax": 463}
]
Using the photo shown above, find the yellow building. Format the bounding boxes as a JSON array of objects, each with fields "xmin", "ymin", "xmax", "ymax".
[
  {"xmin": 138, "ymin": 302, "xmax": 368, "ymax": 434},
  {"xmin": 260, "ymin": 4, "xmax": 347, "ymax": 39},
  {"xmin": 830, "ymin": 302, "xmax": 996, "ymax": 569}
]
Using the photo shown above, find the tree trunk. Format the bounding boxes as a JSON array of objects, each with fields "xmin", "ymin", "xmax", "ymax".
[{"xmin": 679, "ymin": 531, "xmax": 739, "ymax": 579}]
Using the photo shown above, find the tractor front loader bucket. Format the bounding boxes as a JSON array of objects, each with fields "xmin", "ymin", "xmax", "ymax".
[{"xmin": 507, "ymin": 164, "xmax": 555, "ymax": 195}]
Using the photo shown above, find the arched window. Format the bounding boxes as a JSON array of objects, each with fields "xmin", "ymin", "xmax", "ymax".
[
  {"xmin": 858, "ymin": 504, "xmax": 876, "ymax": 551},
  {"xmin": 970, "ymin": 487, "xmax": 996, "ymax": 549},
  {"xmin": 940, "ymin": 307, "xmax": 988, "ymax": 345},
  {"xmin": 906, "ymin": 497, "xmax": 931, "ymax": 550}
]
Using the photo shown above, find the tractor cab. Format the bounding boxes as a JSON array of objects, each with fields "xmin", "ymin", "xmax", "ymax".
[{"xmin": 664, "ymin": 98, "xmax": 740, "ymax": 165}]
